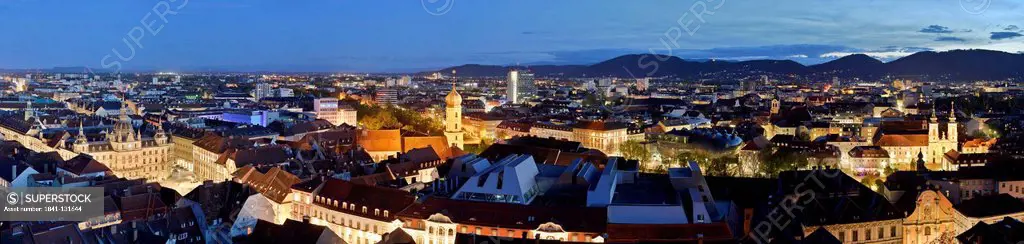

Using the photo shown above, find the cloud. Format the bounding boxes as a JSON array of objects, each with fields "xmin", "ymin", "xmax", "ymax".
[
  {"xmin": 786, "ymin": 54, "xmax": 809, "ymax": 58},
  {"xmin": 919, "ymin": 25, "xmax": 953, "ymax": 34},
  {"xmin": 820, "ymin": 46, "xmax": 932, "ymax": 61},
  {"xmin": 821, "ymin": 51, "xmax": 912, "ymax": 60},
  {"xmin": 934, "ymin": 36, "xmax": 966, "ymax": 42},
  {"xmin": 1005, "ymin": 25, "xmax": 1020, "ymax": 31},
  {"xmin": 990, "ymin": 32, "xmax": 1024, "ymax": 40}
]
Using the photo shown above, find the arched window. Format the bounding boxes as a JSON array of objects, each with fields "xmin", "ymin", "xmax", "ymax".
[
  {"xmin": 383, "ymin": 210, "xmax": 389, "ymax": 217},
  {"xmin": 362, "ymin": 206, "xmax": 368, "ymax": 213}
]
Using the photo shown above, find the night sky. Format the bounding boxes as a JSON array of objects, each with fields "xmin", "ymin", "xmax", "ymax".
[{"xmin": 0, "ymin": 0, "xmax": 1021, "ymax": 72}]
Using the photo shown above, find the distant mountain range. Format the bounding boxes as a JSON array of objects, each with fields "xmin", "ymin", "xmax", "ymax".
[{"xmin": 427, "ymin": 49, "xmax": 1024, "ymax": 81}]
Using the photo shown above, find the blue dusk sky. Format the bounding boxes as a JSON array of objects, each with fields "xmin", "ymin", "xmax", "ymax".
[{"xmin": 0, "ymin": 0, "xmax": 1022, "ymax": 72}]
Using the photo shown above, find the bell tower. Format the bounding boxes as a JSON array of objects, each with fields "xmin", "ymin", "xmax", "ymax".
[
  {"xmin": 444, "ymin": 70, "xmax": 464, "ymax": 150},
  {"xmin": 947, "ymin": 101, "xmax": 957, "ymax": 141},
  {"xmin": 74, "ymin": 123, "xmax": 89, "ymax": 153}
]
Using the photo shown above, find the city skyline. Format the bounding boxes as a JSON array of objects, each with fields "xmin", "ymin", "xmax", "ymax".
[
  {"xmin": 4, "ymin": 2, "xmax": 1024, "ymax": 243},
  {"xmin": 0, "ymin": 0, "xmax": 1022, "ymax": 72}
]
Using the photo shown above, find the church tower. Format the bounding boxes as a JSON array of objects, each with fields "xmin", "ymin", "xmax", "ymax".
[
  {"xmin": 947, "ymin": 101, "xmax": 958, "ymax": 142},
  {"xmin": 109, "ymin": 102, "xmax": 141, "ymax": 151},
  {"xmin": 444, "ymin": 70, "xmax": 464, "ymax": 150},
  {"xmin": 74, "ymin": 123, "xmax": 89, "ymax": 153},
  {"xmin": 769, "ymin": 99, "xmax": 780, "ymax": 115},
  {"xmin": 928, "ymin": 107, "xmax": 939, "ymax": 141},
  {"xmin": 154, "ymin": 121, "xmax": 168, "ymax": 145}
]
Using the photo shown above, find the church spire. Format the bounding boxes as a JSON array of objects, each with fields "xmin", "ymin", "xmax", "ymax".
[
  {"xmin": 930, "ymin": 104, "xmax": 938, "ymax": 123},
  {"xmin": 948, "ymin": 101, "xmax": 956, "ymax": 121},
  {"xmin": 119, "ymin": 101, "xmax": 129, "ymax": 121},
  {"xmin": 76, "ymin": 122, "xmax": 88, "ymax": 144},
  {"xmin": 445, "ymin": 70, "xmax": 462, "ymax": 108}
]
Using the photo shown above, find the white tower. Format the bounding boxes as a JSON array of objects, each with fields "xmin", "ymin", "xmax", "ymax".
[{"xmin": 445, "ymin": 70, "xmax": 464, "ymax": 150}]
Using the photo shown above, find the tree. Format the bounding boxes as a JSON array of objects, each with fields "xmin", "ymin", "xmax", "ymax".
[
  {"xmin": 759, "ymin": 147, "xmax": 809, "ymax": 177},
  {"xmin": 705, "ymin": 156, "xmax": 736, "ymax": 177},
  {"xmin": 860, "ymin": 175, "xmax": 883, "ymax": 192},
  {"xmin": 883, "ymin": 165, "xmax": 896, "ymax": 177},
  {"xmin": 465, "ymin": 137, "xmax": 494, "ymax": 155},
  {"xmin": 620, "ymin": 140, "xmax": 650, "ymax": 164},
  {"xmin": 360, "ymin": 109, "xmax": 401, "ymax": 130}
]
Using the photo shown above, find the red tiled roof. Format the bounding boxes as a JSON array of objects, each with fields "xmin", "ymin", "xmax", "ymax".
[
  {"xmin": 312, "ymin": 178, "xmax": 415, "ymax": 222},
  {"xmin": 235, "ymin": 166, "xmax": 300, "ymax": 203},
  {"xmin": 59, "ymin": 155, "xmax": 111, "ymax": 175},
  {"xmin": 193, "ymin": 133, "xmax": 253, "ymax": 154},
  {"xmin": 357, "ymin": 129, "xmax": 402, "ymax": 152},
  {"xmin": 403, "ymin": 136, "xmax": 451, "ymax": 159},
  {"xmin": 875, "ymin": 134, "xmax": 929, "ymax": 147},
  {"xmin": 963, "ymin": 138, "xmax": 997, "ymax": 148},
  {"xmin": 117, "ymin": 192, "xmax": 168, "ymax": 222}
]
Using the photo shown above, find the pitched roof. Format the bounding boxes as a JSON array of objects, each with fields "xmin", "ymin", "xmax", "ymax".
[
  {"xmin": 398, "ymin": 197, "xmax": 607, "ymax": 233},
  {"xmin": 235, "ymin": 166, "xmax": 300, "ymax": 203},
  {"xmin": 573, "ymin": 120, "xmax": 628, "ymax": 131},
  {"xmin": 58, "ymin": 155, "xmax": 111, "ymax": 175},
  {"xmin": 312, "ymin": 178, "xmax": 415, "ymax": 221},
  {"xmin": 955, "ymin": 194, "xmax": 1024, "ymax": 218},
  {"xmin": 0, "ymin": 157, "xmax": 34, "ymax": 182},
  {"xmin": 357, "ymin": 129, "xmax": 402, "ymax": 152},
  {"xmin": 244, "ymin": 219, "xmax": 339, "ymax": 244},
  {"xmin": 283, "ymin": 119, "xmax": 335, "ymax": 136},
  {"xmin": 956, "ymin": 217, "xmax": 1024, "ymax": 243},
  {"xmin": 403, "ymin": 136, "xmax": 451, "ymax": 159},
  {"xmin": 192, "ymin": 133, "xmax": 253, "ymax": 154},
  {"xmin": 875, "ymin": 134, "xmax": 929, "ymax": 147},
  {"xmin": 230, "ymin": 146, "xmax": 291, "ymax": 167}
]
